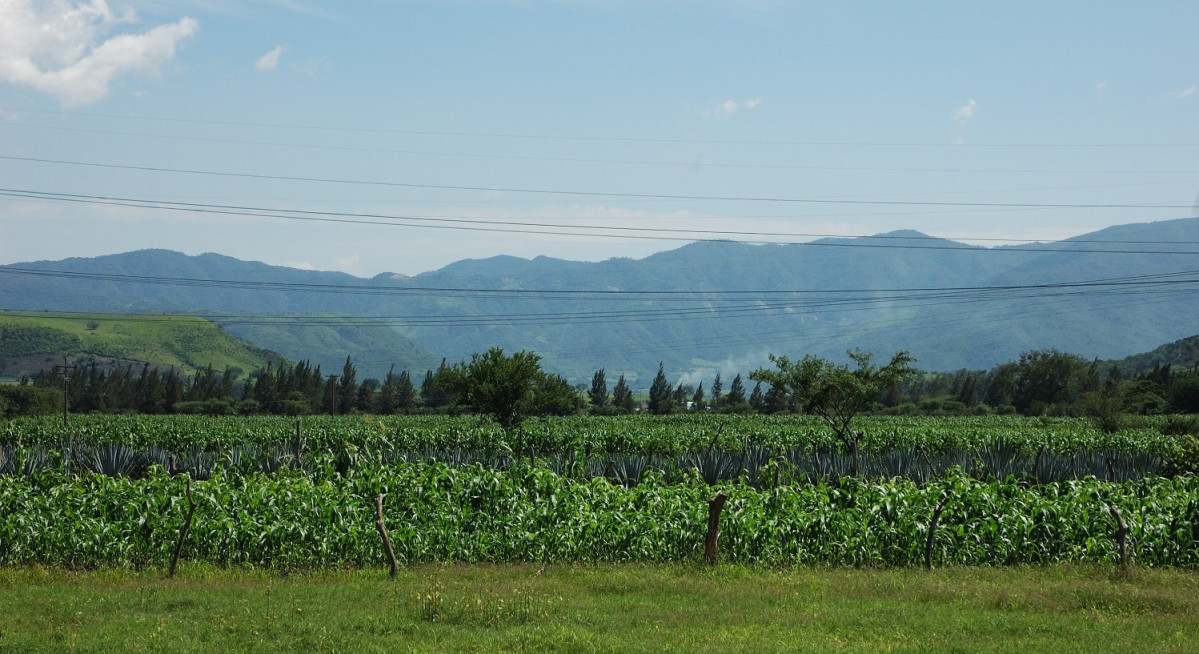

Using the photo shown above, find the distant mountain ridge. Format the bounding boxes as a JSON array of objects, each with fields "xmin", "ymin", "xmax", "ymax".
[{"xmin": 3, "ymin": 217, "xmax": 1198, "ymax": 383}]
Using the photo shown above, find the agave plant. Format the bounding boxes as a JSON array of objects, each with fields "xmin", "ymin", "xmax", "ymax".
[{"xmin": 78, "ymin": 442, "xmax": 147, "ymax": 477}]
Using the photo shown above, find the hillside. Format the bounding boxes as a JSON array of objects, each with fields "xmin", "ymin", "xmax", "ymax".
[
  {"xmin": 1106, "ymin": 335, "xmax": 1199, "ymax": 376},
  {"xmin": 2, "ymin": 217, "xmax": 1198, "ymax": 383},
  {"xmin": 0, "ymin": 312, "xmax": 286, "ymax": 381}
]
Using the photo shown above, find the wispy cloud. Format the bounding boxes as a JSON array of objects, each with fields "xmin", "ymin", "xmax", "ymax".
[
  {"xmin": 255, "ymin": 45, "xmax": 283, "ymax": 72},
  {"xmin": 1160, "ymin": 86, "xmax": 1197, "ymax": 102},
  {"xmin": 704, "ymin": 97, "xmax": 762, "ymax": 118},
  {"xmin": 0, "ymin": 0, "xmax": 196, "ymax": 107},
  {"xmin": 952, "ymin": 98, "xmax": 977, "ymax": 123}
]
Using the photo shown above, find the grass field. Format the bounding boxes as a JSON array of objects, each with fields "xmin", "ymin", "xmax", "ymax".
[
  {"xmin": 0, "ymin": 312, "xmax": 280, "ymax": 379},
  {"xmin": 2, "ymin": 564, "xmax": 1196, "ymax": 652}
]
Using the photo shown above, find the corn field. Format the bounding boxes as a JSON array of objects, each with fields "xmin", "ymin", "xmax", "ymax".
[{"xmin": 1, "ymin": 414, "xmax": 1196, "ymax": 569}]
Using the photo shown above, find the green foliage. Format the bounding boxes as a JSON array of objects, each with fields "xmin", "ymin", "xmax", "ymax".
[
  {"xmin": 0, "ymin": 324, "xmax": 82, "ymax": 358},
  {"xmin": 589, "ymin": 368, "xmax": 608, "ymax": 408},
  {"xmin": 0, "ymin": 384, "xmax": 63, "ymax": 418},
  {"xmin": 1163, "ymin": 434, "xmax": 1199, "ymax": 476},
  {"xmin": 436, "ymin": 347, "xmax": 568, "ymax": 432},
  {"xmin": 647, "ymin": 363, "xmax": 673, "ymax": 415},
  {"xmin": 2, "ymin": 463, "xmax": 1198, "ymax": 569},
  {"xmin": 0, "ymin": 312, "xmax": 284, "ymax": 381},
  {"xmin": 751, "ymin": 350, "xmax": 916, "ymax": 472}
]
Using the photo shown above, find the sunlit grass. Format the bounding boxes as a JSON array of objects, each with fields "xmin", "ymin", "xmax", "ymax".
[{"xmin": 1, "ymin": 563, "xmax": 1196, "ymax": 652}]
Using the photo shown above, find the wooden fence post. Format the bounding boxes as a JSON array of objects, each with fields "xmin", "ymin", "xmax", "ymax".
[
  {"xmin": 375, "ymin": 493, "xmax": 399, "ymax": 579},
  {"xmin": 924, "ymin": 495, "xmax": 948, "ymax": 571},
  {"xmin": 1108, "ymin": 506, "xmax": 1129, "ymax": 567},
  {"xmin": 705, "ymin": 492, "xmax": 728, "ymax": 565},
  {"xmin": 168, "ymin": 477, "xmax": 196, "ymax": 578}
]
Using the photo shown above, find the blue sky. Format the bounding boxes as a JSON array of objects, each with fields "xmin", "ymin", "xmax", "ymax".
[{"xmin": 2, "ymin": 0, "xmax": 1197, "ymax": 276}]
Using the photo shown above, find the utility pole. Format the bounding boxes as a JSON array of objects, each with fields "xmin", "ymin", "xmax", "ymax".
[{"xmin": 52, "ymin": 357, "xmax": 76, "ymax": 427}]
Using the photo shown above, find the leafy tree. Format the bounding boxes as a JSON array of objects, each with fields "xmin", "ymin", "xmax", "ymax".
[
  {"xmin": 589, "ymin": 368, "xmax": 609, "ymax": 408},
  {"xmin": 436, "ymin": 347, "xmax": 545, "ymax": 432},
  {"xmin": 710, "ymin": 372, "xmax": 723, "ymax": 406},
  {"xmin": 535, "ymin": 373, "xmax": 582, "ymax": 416},
  {"xmin": 1171, "ymin": 373, "xmax": 1199, "ymax": 413},
  {"xmin": 647, "ymin": 362, "xmax": 674, "ymax": 415},
  {"xmin": 1009, "ymin": 349, "xmax": 1089, "ymax": 415},
  {"xmin": 691, "ymin": 382, "xmax": 705, "ymax": 411},
  {"xmin": 751, "ymin": 349, "xmax": 915, "ymax": 475}
]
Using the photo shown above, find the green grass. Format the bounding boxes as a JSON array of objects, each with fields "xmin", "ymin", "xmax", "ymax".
[
  {"xmin": 0, "ymin": 312, "xmax": 283, "ymax": 379},
  {"xmin": 1, "ymin": 564, "xmax": 1196, "ymax": 652}
]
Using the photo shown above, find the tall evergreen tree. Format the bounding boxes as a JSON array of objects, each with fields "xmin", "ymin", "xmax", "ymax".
[
  {"xmin": 726, "ymin": 374, "xmax": 746, "ymax": 404},
  {"xmin": 647, "ymin": 362, "xmax": 674, "ymax": 415},
  {"xmin": 337, "ymin": 356, "xmax": 358, "ymax": 415},
  {"xmin": 748, "ymin": 381, "xmax": 764, "ymax": 411},
  {"xmin": 612, "ymin": 374, "xmax": 634, "ymax": 413},
  {"xmin": 396, "ymin": 370, "xmax": 416, "ymax": 412},
  {"xmin": 377, "ymin": 366, "xmax": 399, "ymax": 414},
  {"xmin": 589, "ymin": 368, "xmax": 609, "ymax": 407}
]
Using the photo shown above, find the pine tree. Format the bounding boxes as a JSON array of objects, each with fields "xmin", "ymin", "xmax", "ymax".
[
  {"xmin": 338, "ymin": 356, "xmax": 358, "ymax": 415},
  {"xmin": 589, "ymin": 368, "xmax": 609, "ymax": 407},
  {"xmin": 612, "ymin": 375, "xmax": 634, "ymax": 413},
  {"xmin": 647, "ymin": 362, "xmax": 674, "ymax": 414},
  {"xmin": 691, "ymin": 382, "xmax": 705, "ymax": 411}
]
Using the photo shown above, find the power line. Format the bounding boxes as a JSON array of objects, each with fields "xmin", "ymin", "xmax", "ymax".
[
  {"xmin": 1, "ymin": 156, "xmax": 1193, "ymax": 210},
  {"xmin": 9, "ymin": 122, "xmax": 1199, "ymax": 177},
  {"xmin": 4, "ymin": 188, "xmax": 1199, "ymax": 253},
  {"xmin": 3, "ymin": 265, "xmax": 1197, "ymax": 300}
]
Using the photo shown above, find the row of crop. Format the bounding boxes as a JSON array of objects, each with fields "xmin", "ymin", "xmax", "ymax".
[
  {"xmin": 0, "ymin": 439, "xmax": 1166, "ymax": 484},
  {"xmin": 2, "ymin": 413, "xmax": 1187, "ymax": 456},
  {"xmin": 2, "ymin": 464, "xmax": 1196, "ymax": 568}
]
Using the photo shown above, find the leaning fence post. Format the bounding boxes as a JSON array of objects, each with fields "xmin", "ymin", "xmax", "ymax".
[
  {"xmin": 168, "ymin": 476, "xmax": 196, "ymax": 578},
  {"xmin": 705, "ymin": 492, "xmax": 728, "ymax": 565},
  {"xmin": 375, "ymin": 493, "xmax": 399, "ymax": 579},
  {"xmin": 924, "ymin": 495, "xmax": 948, "ymax": 571},
  {"xmin": 1108, "ymin": 506, "xmax": 1129, "ymax": 567}
]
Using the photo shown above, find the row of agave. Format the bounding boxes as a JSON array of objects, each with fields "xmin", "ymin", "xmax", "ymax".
[{"xmin": 0, "ymin": 437, "xmax": 1163, "ymax": 485}]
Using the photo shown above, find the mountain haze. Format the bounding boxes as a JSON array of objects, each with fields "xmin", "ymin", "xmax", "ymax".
[{"xmin": 3, "ymin": 217, "xmax": 1197, "ymax": 383}]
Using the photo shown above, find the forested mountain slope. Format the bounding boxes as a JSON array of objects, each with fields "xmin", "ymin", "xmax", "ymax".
[{"xmin": 2, "ymin": 217, "xmax": 1196, "ymax": 383}]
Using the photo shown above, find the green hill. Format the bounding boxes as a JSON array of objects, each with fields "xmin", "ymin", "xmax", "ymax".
[
  {"xmin": 0, "ymin": 312, "xmax": 285, "ymax": 381},
  {"xmin": 1105, "ymin": 335, "xmax": 1199, "ymax": 376}
]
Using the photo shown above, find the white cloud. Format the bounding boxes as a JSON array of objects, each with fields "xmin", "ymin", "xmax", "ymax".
[
  {"xmin": 332, "ymin": 253, "xmax": 361, "ymax": 274},
  {"xmin": 0, "ymin": 0, "xmax": 196, "ymax": 107},
  {"xmin": 952, "ymin": 98, "xmax": 977, "ymax": 123},
  {"xmin": 704, "ymin": 97, "xmax": 762, "ymax": 118},
  {"xmin": 255, "ymin": 45, "xmax": 283, "ymax": 72},
  {"xmin": 1161, "ymin": 86, "xmax": 1197, "ymax": 101}
]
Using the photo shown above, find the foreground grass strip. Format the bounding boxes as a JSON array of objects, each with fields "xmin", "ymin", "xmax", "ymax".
[{"xmin": 0, "ymin": 564, "xmax": 1196, "ymax": 653}]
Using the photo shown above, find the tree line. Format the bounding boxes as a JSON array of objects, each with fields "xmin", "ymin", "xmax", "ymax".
[{"xmin": 4, "ymin": 346, "xmax": 1198, "ymax": 422}]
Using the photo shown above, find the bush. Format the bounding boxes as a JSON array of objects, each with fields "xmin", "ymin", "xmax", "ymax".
[
  {"xmin": 0, "ymin": 384, "xmax": 63, "ymax": 418},
  {"xmin": 1163, "ymin": 434, "xmax": 1199, "ymax": 476}
]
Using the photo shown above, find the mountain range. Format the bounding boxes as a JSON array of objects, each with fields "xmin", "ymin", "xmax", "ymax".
[{"xmin": 3, "ymin": 217, "xmax": 1198, "ymax": 386}]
